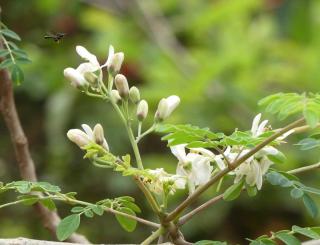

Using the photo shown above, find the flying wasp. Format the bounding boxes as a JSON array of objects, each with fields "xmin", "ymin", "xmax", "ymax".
[{"xmin": 44, "ymin": 32, "xmax": 66, "ymax": 43}]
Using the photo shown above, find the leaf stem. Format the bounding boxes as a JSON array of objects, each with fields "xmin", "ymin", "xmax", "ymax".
[{"xmin": 136, "ymin": 124, "xmax": 156, "ymax": 143}]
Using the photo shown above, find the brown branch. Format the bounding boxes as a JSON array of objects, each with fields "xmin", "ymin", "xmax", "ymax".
[
  {"xmin": 178, "ymin": 193, "xmax": 224, "ymax": 226},
  {"xmin": 0, "ymin": 44, "xmax": 89, "ymax": 243}
]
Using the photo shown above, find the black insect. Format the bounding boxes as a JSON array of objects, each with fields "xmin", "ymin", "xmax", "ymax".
[{"xmin": 44, "ymin": 32, "xmax": 66, "ymax": 43}]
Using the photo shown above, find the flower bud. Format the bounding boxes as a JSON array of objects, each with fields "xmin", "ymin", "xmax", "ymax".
[
  {"xmin": 64, "ymin": 68, "xmax": 88, "ymax": 89},
  {"xmin": 67, "ymin": 129, "xmax": 90, "ymax": 148},
  {"xmin": 115, "ymin": 74, "xmax": 129, "ymax": 99},
  {"xmin": 129, "ymin": 86, "xmax": 140, "ymax": 104},
  {"xmin": 109, "ymin": 52, "xmax": 124, "ymax": 75},
  {"xmin": 93, "ymin": 124, "xmax": 109, "ymax": 151},
  {"xmin": 155, "ymin": 98, "xmax": 169, "ymax": 122},
  {"xmin": 110, "ymin": 89, "xmax": 122, "ymax": 104},
  {"xmin": 137, "ymin": 100, "xmax": 148, "ymax": 121},
  {"xmin": 155, "ymin": 95, "xmax": 180, "ymax": 122}
]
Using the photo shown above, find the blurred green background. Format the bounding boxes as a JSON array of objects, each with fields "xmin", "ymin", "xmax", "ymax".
[{"xmin": 0, "ymin": 0, "xmax": 319, "ymax": 244}]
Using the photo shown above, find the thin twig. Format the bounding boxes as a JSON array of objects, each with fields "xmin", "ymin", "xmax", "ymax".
[
  {"xmin": 178, "ymin": 194, "xmax": 224, "ymax": 226},
  {"xmin": 141, "ymin": 227, "xmax": 164, "ymax": 245},
  {"xmin": 287, "ymin": 162, "xmax": 320, "ymax": 175},
  {"xmin": 0, "ymin": 41, "xmax": 89, "ymax": 243}
]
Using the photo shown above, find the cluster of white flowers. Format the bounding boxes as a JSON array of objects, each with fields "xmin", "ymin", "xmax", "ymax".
[{"xmin": 64, "ymin": 44, "xmax": 289, "ymax": 197}]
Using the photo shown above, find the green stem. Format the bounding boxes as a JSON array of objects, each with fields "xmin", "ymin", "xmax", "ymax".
[
  {"xmin": 1, "ymin": 35, "xmax": 15, "ymax": 64},
  {"xmin": 141, "ymin": 227, "xmax": 164, "ymax": 245},
  {"xmin": 136, "ymin": 124, "xmax": 156, "ymax": 143},
  {"xmin": 107, "ymin": 75, "xmax": 160, "ymax": 214},
  {"xmin": 287, "ymin": 162, "xmax": 320, "ymax": 175}
]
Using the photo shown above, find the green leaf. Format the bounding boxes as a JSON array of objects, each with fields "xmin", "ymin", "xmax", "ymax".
[
  {"xmin": 290, "ymin": 188, "xmax": 304, "ymax": 199},
  {"xmin": 18, "ymin": 195, "xmax": 39, "ymax": 205},
  {"xmin": 115, "ymin": 207, "xmax": 137, "ymax": 232},
  {"xmin": 274, "ymin": 232, "xmax": 300, "ymax": 245},
  {"xmin": 11, "ymin": 65, "xmax": 24, "ymax": 85},
  {"xmin": 39, "ymin": 199, "xmax": 56, "ymax": 211},
  {"xmin": 296, "ymin": 138, "xmax": 320, "ymax": 151},
  {"xmin": 223, "ymin": 179, "xmax": 244, "ymax": 201},
  {"xmin": 56, "ymin": 214, "xmax": 80, "ymax": 241},
  {"xmin": 0, "ymin": 29, "xmax": 21, "ymax": 41},
  {"xmin": 15, "ymin": 57, "xmax": 32, "ymax": 64},
  {"xmin": 303, "ymin": 108, "xmax": 319, "ymax": 128},
  {"xmin": 303, "ymin": 194, "xmax": 318, "ymax": 218},
  {"xmin": 35, "ymin": 182, "xmax": 61, "ymax": 193},
  {"xmin": 246, "ymin": 184, "xmax": 257, "ymax": 197},
  {"xmin": 12, "ymin": 49, "xmax": 28, "ymax": 59},
  {"xmin": 0, "ymin": 49, "xmax": 9, "ymax": 57},
  {"xmin": 120, "ymin": 200, "xmax": 141, "ymax": 213},
  {"xmin": 0, "ymin": 58, "xmax": 13, "ymax": 69},
  {"xmin": 84, "ymin": 209, "xmax": 94, "ymax": 218},
  {"xmin": 91, "ymin": 205, "xmax": 104, "ymax": 216},
  {"xmin": 16, "ymin": 182, "xmax": 32, "ymax": 194},
  {"xmin": 292, "ymin": 225, "xmax": 320, "ymax": 239},
  {"xmin": 267, "ymin": 152, "xmax": 286, "ymax": 164}
]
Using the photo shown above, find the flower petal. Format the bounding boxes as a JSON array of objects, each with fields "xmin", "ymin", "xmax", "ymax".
[
  {"xmin": 170, "ymin": 144, "xmax": 187, "ymax": 163},
  {"xmin": 76, "ymin": 46, "xmax": 99, "ymax": 67},
  {"xmin": 251, "ymin": 113, "xmax": 261, "ymax": 136},
  {"xmin": 81, "ymin": 124, "xmax": 94, "ymax": 140}
]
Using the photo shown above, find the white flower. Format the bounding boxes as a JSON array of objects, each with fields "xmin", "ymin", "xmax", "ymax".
[
  {"xmin": 64, "ymin": 45, "xmax": 124, "ymax": 89},
  {"xmin": 67, "ymin": 123, "xmax": 109, "ymax": 151},
  {"xmin": 155, "ymin": 95, "xmax": 180, "ymax": 121},
  {"xmin": 102, "ymin": 45, "xmax": 124, "ymax": 74},
  {"xmin": 171, "ymin": 144, "xmax": 213, "ymax": 194},
  {"xmin": 146, "ymin": 168, "xmax": 186, "ymax": 195},
  {"xmin": 251, "ymin": 113, "xmax": 269, "ymax": 137}
]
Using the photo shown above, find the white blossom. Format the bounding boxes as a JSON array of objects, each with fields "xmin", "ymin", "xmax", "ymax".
[
  {"xmin": 171, "ymin": 144, "xmax": 213, "ymax": 194},
  {"xmin": 67, "ymin": 123, "xmax": 109, "ymax": 151}
]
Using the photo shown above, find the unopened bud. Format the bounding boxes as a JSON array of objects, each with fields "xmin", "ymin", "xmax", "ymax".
[
  {"xmin": 129, "ymin": 86, "xmax": 140, "ymax": 104},
  {"xmin": 115, "ymin": 74, "xmax": 129, "ymax": 99},
  {"xmin": 155, "ymin": 98, "xmax": 169, "ymax": 122},
  {"xmin": 155, "ymin": 95, "xmax": 180, "ymax": 122},
  {"xmin": 93, "ymin": 123, "xmax": 109, "ymax": 151},
  {"xmin": 109, "ymin": 52, "xmax": 124, "ymax": 75},
  {"xmin": 64, "ymin": 68, "xmax": 88, "ymax": 90},
  {"xmin": 67, "ymin": 129, "xmax": 90, "ymax": 148},
  {"xmin": 93, "ymin": 124, "xmax": 104, "ymax": 145},
  {"xmin": 137, "ymin": 100, "xmax": 148, "ymax": 121},
  {"xmin": 110, "ymin": 89, "xmax": 122, "ymax": 104}
]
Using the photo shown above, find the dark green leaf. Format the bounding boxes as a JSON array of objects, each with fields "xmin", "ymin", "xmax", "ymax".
[
  {"xmin": 120, "ymin": 200, "xmax": 141, "ymax": 213},
  {"xmin": 300, "ymin": 186, "xmax": 320, "ymax": 196},
  {"xmin": 0, "ymin": 49, "xmax": 9, "ymax": 57},
  {"xmin": 0, "ymin": 58, "xmax": 13, "ymax": 69},
  {"xmin": 12, "ymin": 49, "xmax": 28, "ymax": 58},
  {"xmin": 0, "ymin": 29, "xmax": 21, "ymax": 41},
  {"xmin": 303, "ymin": 194, "xmax": 318, "ymax": 218},
  {"xmin": 11, "ymin": 65, "xmax": 24, "ymax": 85},
  {"xmin": 223, "ymin": 179, "xmax": 244, "ymax": 201},
  {"xmin": 56, "ymin": 214, "xmax": 80, "ymax": 241},
  {"xmin": 296, "ymin": 138, "xmax": 320, "ymax": 151},
  {"xmin": 115, "ymin": 207, "xmax": 137, "ymax": 232}
]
